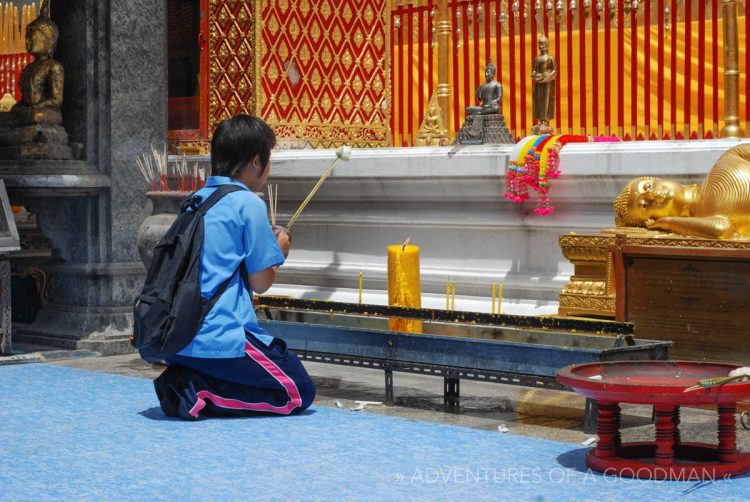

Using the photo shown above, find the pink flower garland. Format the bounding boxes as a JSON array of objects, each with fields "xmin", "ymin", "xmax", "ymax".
[{"xmin": 504, "ymin": 134, "xmax": 620, "ymax": 215}]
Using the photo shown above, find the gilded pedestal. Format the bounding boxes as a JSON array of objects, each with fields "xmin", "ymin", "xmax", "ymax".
[
  {"xmin": 559, "ymin": 230, "xmax": 750, "ymax": 364},
  {"xmin": 558, "ymin": 233, "xmax": 617, "ymax": 318}
]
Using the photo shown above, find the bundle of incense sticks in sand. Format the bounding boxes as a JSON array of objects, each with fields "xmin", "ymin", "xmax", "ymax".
[{"xmin": 135, "ymin": 145, "xmax": 206, "ymax": 192}]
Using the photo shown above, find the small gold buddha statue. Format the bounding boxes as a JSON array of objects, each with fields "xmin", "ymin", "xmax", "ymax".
[
  {"xmin": 415, "ymin": 94, "xmax": 448, "ymax": 147},
  {"xmin": 0, "ymin": 0, "xmax": 72, "ymax": 159},
  {"xmin": 614, "ymin": 144, "xmax": 750, "ymax": 239},
  {"xmin": 466, "ymin": 59, "xmax": 503, "ymax": 117}
]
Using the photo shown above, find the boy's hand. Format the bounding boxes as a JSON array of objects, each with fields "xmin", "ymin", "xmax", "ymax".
[{"xmin": 273, "ymin": 225, "xmax": 292, "ymax": 258}]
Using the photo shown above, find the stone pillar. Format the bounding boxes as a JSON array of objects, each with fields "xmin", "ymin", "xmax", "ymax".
[{"xmin": 11, "ymin": 0, "xmax": 166, "ymax": 354}]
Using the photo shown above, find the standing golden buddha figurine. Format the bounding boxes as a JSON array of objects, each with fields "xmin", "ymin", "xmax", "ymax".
[
  {"xmin": 531, "ymin": 36, "xmax": 556, "ymax": 135},
  {"xmin": 614, "ymin": 144, "xmax": 750, "ymax": 239},
  {"xmin": 0, "ymin": 0, "xmax": 73, "ymax": 160}
]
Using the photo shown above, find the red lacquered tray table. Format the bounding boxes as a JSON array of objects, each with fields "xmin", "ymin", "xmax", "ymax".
[{"xmin": 557, "ymin": 360, "xmax": 750, "ymax": 480}]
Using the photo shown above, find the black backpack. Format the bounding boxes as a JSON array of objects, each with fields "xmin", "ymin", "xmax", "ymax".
[{"xmin": 133, "ymin": 184, "xmax": 248, "ymax": 363}]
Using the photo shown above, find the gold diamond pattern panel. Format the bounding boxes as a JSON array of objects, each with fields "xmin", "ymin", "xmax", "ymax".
[
  {"xmin": 257, "ymin": 0, "xmax": 390, "ymax": 148},
  {"xmin": 209, "ymin": 0, "xmax": 257, "ymax": 130}
]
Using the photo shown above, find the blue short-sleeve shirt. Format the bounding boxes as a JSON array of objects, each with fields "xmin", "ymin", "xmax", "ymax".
[{"xmin": 176, "ymin": 176, "xmax": 285, "ymax": 358}]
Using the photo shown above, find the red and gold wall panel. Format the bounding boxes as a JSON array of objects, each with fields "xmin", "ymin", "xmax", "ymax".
[
  {"xmin": 207, "ymin": 0, "xmax": 391, "ymax": 148},
  {"xmin": 208, "ymin": 0, "xmax": 258, "ymax": 131},
  {"xmin": 256, "ymin": 0, "xmax": 391, "ymax": 148}
]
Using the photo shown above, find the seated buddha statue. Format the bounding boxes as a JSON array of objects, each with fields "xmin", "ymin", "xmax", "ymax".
[
  {"xmin": 1, "ymin": 0, "xmax": 63, "ymax": 127},
  {"xmin": 613, "ymin": 144, "xmax": 750, "ymax": 239},
  {"xmin": 454, "ymin": 59, "xmax": 513, "ymax": 145},
  {"xmin": 415, "ymin": 95, "xmax": 447, "ymax": 147},
  {"xmin": 466, "ymin": 59, "xmax": 502, "ymax": 116},
  {"xmin": 0, "ymin": 0, "xmax": 72, "ymax": 159}
]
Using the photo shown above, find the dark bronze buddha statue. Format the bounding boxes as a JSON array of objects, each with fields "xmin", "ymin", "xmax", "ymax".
[
  {"xmin": 466, "ymin": 60, "xmax": 503, "ymax": 116},
  {"xmin": 454, "ymin": 59, "xmax": 514, "ymax": 145}
]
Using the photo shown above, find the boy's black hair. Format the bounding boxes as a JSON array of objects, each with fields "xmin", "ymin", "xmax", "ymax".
[{"xmin": 210, "ymin": 115, "xmax": 276, "ymax": 178}]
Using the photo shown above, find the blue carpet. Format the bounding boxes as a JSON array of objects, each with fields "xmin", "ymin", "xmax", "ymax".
[{"xmin": 1, "ymin": 364, "xmax": 749, "ymax": 502}]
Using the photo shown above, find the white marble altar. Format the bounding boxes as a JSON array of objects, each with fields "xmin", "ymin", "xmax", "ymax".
[{"xmin": 177, "ymin": 139, "xmax": 750, "ymax": 316}]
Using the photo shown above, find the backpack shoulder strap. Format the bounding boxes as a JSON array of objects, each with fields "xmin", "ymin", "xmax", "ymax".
[
  {"xmin": 198, "ymin": 185, "xmax": 254, "ymax": 303},
  {"xmin": 188, "ymin": 184, "xmax": 249, "ymax": 215}
]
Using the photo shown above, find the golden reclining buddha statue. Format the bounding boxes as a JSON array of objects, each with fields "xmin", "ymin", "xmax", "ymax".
[{"xmin": 614, "ymin": 144, "xmax": 750, "ymax": 239}]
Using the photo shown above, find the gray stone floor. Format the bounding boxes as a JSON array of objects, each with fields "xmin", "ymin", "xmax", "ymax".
[{"xmin": 48, "ymin": 352, "xmax": 750, "ymax": 449}]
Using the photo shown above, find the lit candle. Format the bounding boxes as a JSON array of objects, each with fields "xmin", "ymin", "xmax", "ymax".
[{"xmin": 387, "ymin": 243, "xmax": 422, "ymax": 333}]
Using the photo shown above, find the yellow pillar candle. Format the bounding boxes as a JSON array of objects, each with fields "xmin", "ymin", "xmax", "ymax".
[{"xmin": 387, "ymin": 244, "xmax": 422, "ymax": 333}]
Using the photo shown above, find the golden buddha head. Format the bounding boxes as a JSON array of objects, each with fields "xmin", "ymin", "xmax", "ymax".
[
  {"xmin": 26, "ymin": 0, "xmax": 58, "ymax": 57},
  {"xmin": 614, "ymin": 176, "xmax": 686, "ymax": 227}
]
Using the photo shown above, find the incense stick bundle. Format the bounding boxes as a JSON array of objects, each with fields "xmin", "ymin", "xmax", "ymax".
[
  {"xmin": 267, "ymin": 184, "xmax": 278, "ymax": 227},
  {"xmin": 286, "ymin": 146, "xmax": 351, "ymax": 229},
  {"xmin": 135, "ymin": 144, "xmax": 169, "ymax": 191},
  {"xmin": 135, "ymin": 152, "xmax": 158, "ymax": 190}
]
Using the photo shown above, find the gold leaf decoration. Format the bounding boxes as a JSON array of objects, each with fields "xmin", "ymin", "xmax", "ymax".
[
  {"xmin": 363, "ymin": 54, "xmax": 374, "ymax": 72},
  {"xmin": 352, "ymin": 75, "xmax": 363, "ymax": 94},
  {"xmin": 321, "ymin": 95, "xmax": 332, "ymax": 113},
  {"xmin": 321, "ymin": 0, "xmax": 332, "ymax": 19},
  {"xmin": 310, "ymin": 22, "xmax": 321, "ymax": 42},
  {"xmin": 289, "ymin": 19, "xmax": 300, "ymax": 39},
  {"xmin": 321, "ymin": 47, "xmax": 332, "ymax": 66},
  {"xmin": 301, "ymin": 94, "xmax": 311, "ymax": 113},
  {"xmin": 268, "ymin": 15, "xmax": 279, "ymax": 35},
  {"xmin": 331, "ymin": 72, "xmax": 342, "ymax": 91},
  {"xmin": 299, "ymin": 44, "xmax": 310, "ymax": 64},
  {"xmin": 342, "ymin": 51, "xmax": 353, "ymax": 70},
  {"xmin": 362, "ymin": 96, "xmax": 373, "ymax": 114},
  {"xmin": 354, "ymin": 28, "xmax": 364, "ymax": 48},
  {"xmin": 342, "ymin": 95, "xmax": 354, "ymax": 113},
  {"xmin": 311, "ymin": 69, "xmax": 322, "ymax": 89}
]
